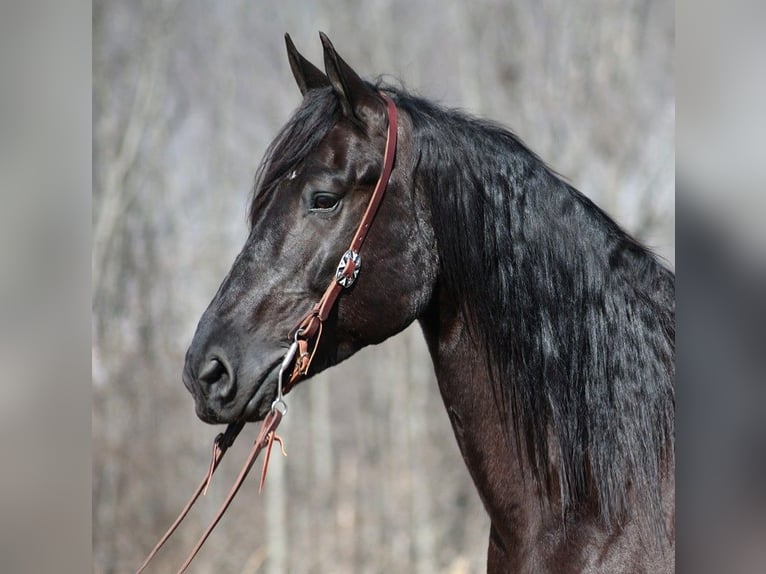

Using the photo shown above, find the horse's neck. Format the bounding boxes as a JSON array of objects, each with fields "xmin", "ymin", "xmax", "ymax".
[
  {"xmin": 418, "ymin": 294, "xmax": 547, "ymax": 564},
  {"xmin": 418, "ymin": 291, "xmax": 675, "ymax": 571}
]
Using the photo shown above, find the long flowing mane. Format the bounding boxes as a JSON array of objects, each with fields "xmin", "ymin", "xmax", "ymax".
[
  {"xmin": 250, "ymin": 84, "xmax": 675, "ymax": 532},
  {"xmin": 394, "ymin": 89, "xmax": 675, "ymax": 532}
]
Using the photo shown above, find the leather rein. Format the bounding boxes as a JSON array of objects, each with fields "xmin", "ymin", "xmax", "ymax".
[{"xmin": 136, "ymin": 93, "xmax": 398, "ymax": 574}]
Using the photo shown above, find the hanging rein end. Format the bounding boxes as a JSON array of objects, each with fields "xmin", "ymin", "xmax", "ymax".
[
  {"xmin": 258, "ymin": 423, "xmax": 288, "ymax": 494},
  {"xmin": 203, "ymin": 436, "xmax": 223, "ymax": 497},
  {"xmin": 202, "ymin": 421, "xmax": 245, "ymax": 496}
]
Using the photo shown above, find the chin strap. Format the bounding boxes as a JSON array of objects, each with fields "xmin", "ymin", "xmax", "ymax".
[{"xmin": 135, "ymin": 93, "xmax": 398, "ymax": 573}]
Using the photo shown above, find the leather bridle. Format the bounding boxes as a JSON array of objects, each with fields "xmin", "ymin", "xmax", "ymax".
[{"xmin": 136, "ymin": 93, "xmax": 398, "ymax": 574}]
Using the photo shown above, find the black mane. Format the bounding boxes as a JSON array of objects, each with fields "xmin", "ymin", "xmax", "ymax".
[
  {"xmin": 251, "ymin": 85, "xmax": 675, "ymax": 532},
  {"xmin": 393, "ymin": 90, "xmax": 675, "ymax": 531}
]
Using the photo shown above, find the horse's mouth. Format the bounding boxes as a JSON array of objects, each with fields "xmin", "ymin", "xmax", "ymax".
[{"xmin": 240, "ymin": 358, "xmax": 283, "ymax": 422}]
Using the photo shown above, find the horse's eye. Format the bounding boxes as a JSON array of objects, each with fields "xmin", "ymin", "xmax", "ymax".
[{"xmin": 310, "ymin": 192, "xmax": 340, "ymax": 212}]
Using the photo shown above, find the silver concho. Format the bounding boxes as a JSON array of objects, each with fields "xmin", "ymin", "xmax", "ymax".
[{"xmin": 335, "ymin": 250, "xmax": 362, "ymax": 288}]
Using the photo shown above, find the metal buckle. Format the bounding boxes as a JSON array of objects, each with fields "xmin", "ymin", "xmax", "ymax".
[{"xmin": 272, "ymin": 334, "xmax": 300, "ymax": 415}]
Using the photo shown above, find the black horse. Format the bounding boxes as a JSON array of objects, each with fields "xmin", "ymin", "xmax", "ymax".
[{"xmin": 183, "ymin": 34, "xmax": 675, "ymax": 573}]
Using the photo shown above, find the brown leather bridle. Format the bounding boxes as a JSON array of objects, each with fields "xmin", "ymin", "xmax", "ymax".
[{"xmin": 136, "ymin": 93, "xmax": 398, "ymax": 574}]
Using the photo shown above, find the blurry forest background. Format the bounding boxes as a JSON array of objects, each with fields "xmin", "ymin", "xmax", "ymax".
[{"xmin": 93, "ymin": 1, "xmax": 674, "ymax": 572}]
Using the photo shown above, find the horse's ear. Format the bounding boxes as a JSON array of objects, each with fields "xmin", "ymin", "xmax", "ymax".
[
  {"xmin": 319, "ymin": 32, "xmax": 379, "ymax": 125},
  {"xmin": 285, "ymin": 33, "xmax": 330, "ymax": 96}
]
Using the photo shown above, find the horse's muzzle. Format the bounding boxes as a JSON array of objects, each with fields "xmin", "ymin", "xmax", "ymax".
[{"xmin": 182, "ymin": 341, "xmax": 241, "ymax": 421}]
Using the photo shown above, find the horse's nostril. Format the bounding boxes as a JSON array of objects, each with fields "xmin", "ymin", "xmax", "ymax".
[{"xmin": 199, "ymin": 358, "xmax": 227, "ymax": 385}]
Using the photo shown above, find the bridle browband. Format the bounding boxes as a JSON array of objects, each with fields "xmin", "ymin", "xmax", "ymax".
[{"xmin": 136, "ymin": 93, "xmax": 398, "ymax": 574}]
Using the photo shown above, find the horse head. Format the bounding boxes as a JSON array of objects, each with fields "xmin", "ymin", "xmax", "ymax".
[{"xmin": 183, "ymin": 34, "xmax": 434, "ymax": 424}]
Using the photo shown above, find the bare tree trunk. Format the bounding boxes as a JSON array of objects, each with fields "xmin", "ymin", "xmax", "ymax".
[
  {"xmin": 388, "ymin": 333, "xmax": 412, "ymax": 568},
  {"xmin": 336, "ymin": 452, "xmax": 359, "ymax": 574},
  {"xmin": 448, "ymin": 0, "xmax": 484, "ymax": 114},
  {"xmin": 310, "ymin": 374, "xmax": 334, "ymax": 572},
  {"xmin": 266, "ymin": 439, "xmax": 287, "ymax": 574}
]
